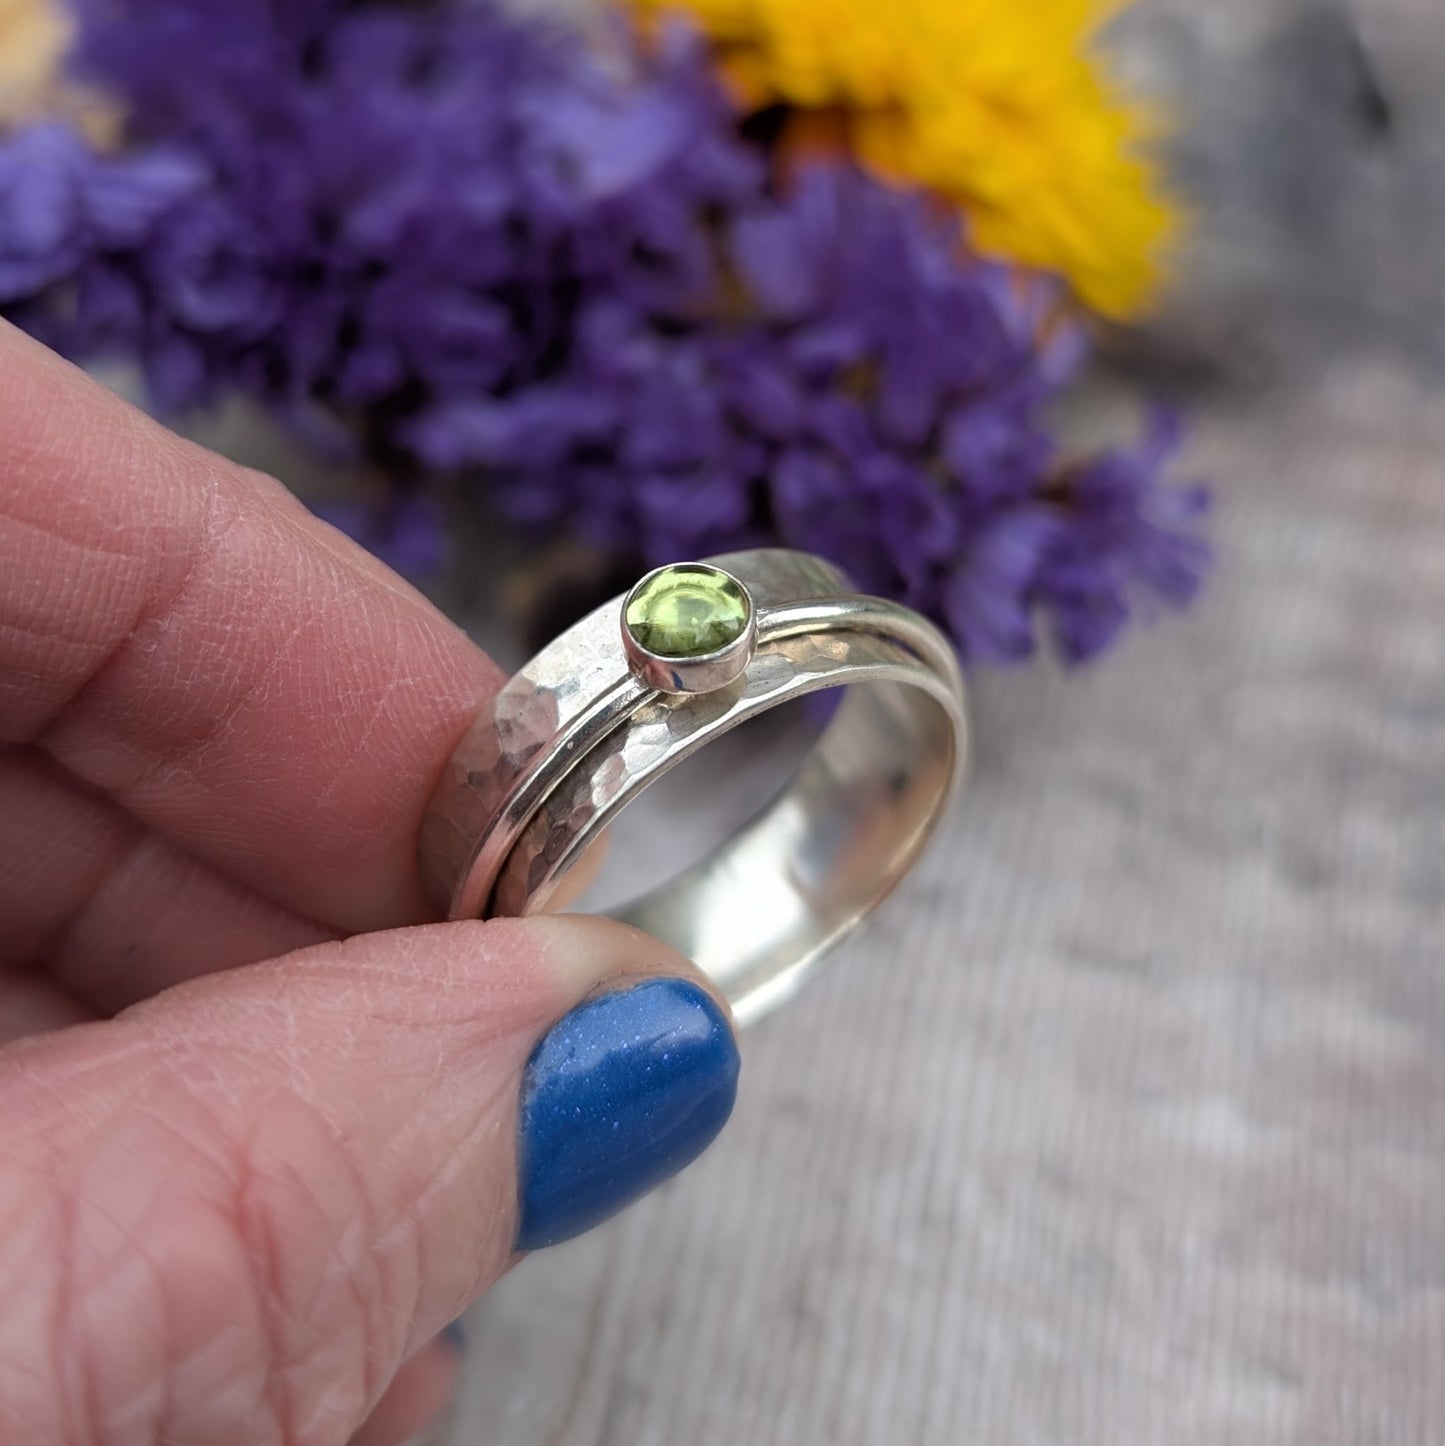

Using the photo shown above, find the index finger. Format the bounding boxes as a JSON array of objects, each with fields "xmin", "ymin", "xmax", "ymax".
[{"xmin": 0, "ymin": 322, "xmax": 503, "ymax": 930}]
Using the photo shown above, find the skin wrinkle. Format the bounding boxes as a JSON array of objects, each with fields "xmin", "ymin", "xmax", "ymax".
[
  {"xmin": 222, "ymin": 1084, "xmax": 469, "ymax": 1446},
  {"xmin": 78, "ymin": 1217, "xmax": 171, "ymax": 1444},
  {"xmin": 52, "ymin": 1149, "xmax": 86, "ymax": 1446},
  {"xmin": 216, "ymin": 968, "xmax": 531, "ymax": 1378},
  {"xmin": 261, "ymin": 1053, "xmax": 467, "ymax": 1352},
  {"xmin": 2, "ymin": 367, "xmax": 163, "ymax": 517},
  {"xmin": 42, "ymin": 814, "xmax": 337, "ymax": 1012},
  {"xmin": 0, "ymin": 745, "xmax": 141, "ymax": 966},
  {"xmin": 11, "ymin": 359, "xmax": 169, "ymax": 518},
  {"xmin": 370, "ymin": 1063, "xmax": 513, "ymax": 1257},
  {"xmin": 41, "ymin": 822, "xmax": 158, "ymax": 982},
  {"xmin": 6, "ymin": 465, "xmax": 216, "ymax": 753},
  {"xmin": 163, "ymin": 608, "xmax": 313, "ymax": 766},
  {"xmin": 0, "ymin": 1040, "xmax": 197, "ymax": 1204},
  {"xmin": 404, "ymin": 1076, "xmax": 519, "ymax": 1303},
  {"xmin": 0, "ymin": 503, "xmax": 150, "ymax": 569},
  {"xmin": 238, "ymin": 1104, "xmax": 386, "ymax": 1423},
  {"xmin": 6, "ymin": 1020, "xmax": 171, "ymax": 1092},
  {"xmin": 27, "ymin": 1071, "xmax": 349, "ymax": 1444},
  {"xmin": 307, "ymin": 641, "xmax": 409, "ymax": 816},
  {"xmin": 108, "ymin": 1026, "xmax": 410, "ymax": 1440},
  {"xmin": 342, "ymin": 1096, "xmax": 515, "ymax": 1378},
  {"xmin": 300, "ymin": 665, "xmax": 458, "ymax": 860},
  {"xmin": 0, "ymin": 332, "xmax": 503, "ymax": 944},
  {"xmin": 235, "ymin": 1130, "xmax": 306, "ymax": 1446},
  {"xmin": 82, "ymin": 1116, "xmax": 263, "ymax": 1441},
  {"xmin": 36, "ymin": 470, "xmax": 248, "ymax": 789},
  {"xmin": 158, "ymin": 1324, "xmax": 280, "ymax": 1446},
  {"xmin": 0, "ymin": 975, "xmax": 86, "ymax": 1043},
  {"xmin": 0, "ymin": 562, "xmax": 152, "ymax": 752},
  {"xmin": 40, "ymin": 505, "xmax": 482, "ymax": 927},
  {"xmin": 87, "ymin": 1195, "xmax": 272, "ymax": 1446},
  {"xmin": 0, "ymin": 613, "xmax": 128, "ymax": 680},
  {"xmin": 40, "ymin": 491, "xmax": 428, "ymax": 919}
]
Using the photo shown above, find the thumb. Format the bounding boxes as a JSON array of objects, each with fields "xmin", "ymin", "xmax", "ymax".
[{"xmin": 0, "ymin": 916, "xmax": 739, "ymax": 1446}]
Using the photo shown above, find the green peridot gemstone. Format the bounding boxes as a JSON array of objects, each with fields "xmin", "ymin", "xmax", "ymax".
[{"xmin": 624, "ymin": 564, "xmax": 751, "ymax": 659}]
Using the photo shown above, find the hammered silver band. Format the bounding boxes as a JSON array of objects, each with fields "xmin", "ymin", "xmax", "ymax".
[{"xmin": 419, "ymin": 549, "xmax": 967, "ymax": 1025}]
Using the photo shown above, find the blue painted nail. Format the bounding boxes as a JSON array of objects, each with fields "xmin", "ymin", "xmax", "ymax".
[
  {"xmin": 440, "ymin": 1318, "xmax": 466, "ymax": 1352},
  {"xmin": 516, "ymin": 978, "xmax": 740, "ymax": 1251}
]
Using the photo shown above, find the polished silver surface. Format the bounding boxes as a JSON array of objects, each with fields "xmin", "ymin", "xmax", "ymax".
[{"xmin": 419, "ymin": 548, "xmax": 967, "ymax": 1024}]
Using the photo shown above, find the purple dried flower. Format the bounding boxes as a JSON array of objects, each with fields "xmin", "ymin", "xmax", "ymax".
[
  {"xmin": 0, "ymin": 0, "xmax": 1210, "ymax": 666},
  {"xmin": 943, "ymin": 509, "xmax": 1062, "ymax": 664},
  {"xmin": 0, "ymin": 124, "xmax": 92, "ymax": 299},
  {"xmin": 0, "ymin": 122, "xmax": 201, "ymax": 303},
  {"xmin": 10, "ymin": 0, "xmax": 754, "ymax": 416},
  {"xmin": 413, "ymin": 164, "xmax": 1208, "ymax": 664},
  {"xmin": 1037, "ymin": 413, "xmax": 1212, "ymax": 662}
]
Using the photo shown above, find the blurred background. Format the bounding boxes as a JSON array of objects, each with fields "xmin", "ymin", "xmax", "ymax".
[
  {"xmin": 4, "ymin": 0, "xmax": 1444, "ymax": 1442},
  {"xmin": 1110, "ymin": 0, "xmax": 1445, "ymax": 385}
]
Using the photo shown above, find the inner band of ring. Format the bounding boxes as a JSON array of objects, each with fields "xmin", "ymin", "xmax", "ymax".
[
  {"xmin": 507, "ymin": 636, "xmax": 961, "ymax": 1023},
  {"xmin": 419, "ymin": 550, "xmax": 967, "ymax": 1024}
]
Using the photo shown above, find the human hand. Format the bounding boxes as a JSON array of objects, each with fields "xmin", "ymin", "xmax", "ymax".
[{"xmin": 0, "ymin": 323, "xmax": 741, "ymax": 1445}]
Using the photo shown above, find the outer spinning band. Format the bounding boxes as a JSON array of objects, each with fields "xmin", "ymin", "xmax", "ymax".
[{"xmin": 419, "ymin": 549, "xmax": 967, "ymax": 1025}]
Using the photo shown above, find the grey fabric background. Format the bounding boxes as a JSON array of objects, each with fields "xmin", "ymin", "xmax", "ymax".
[{"xmin": 424, "ymin": 3, "xmax": 1445, "ymax": 1442}]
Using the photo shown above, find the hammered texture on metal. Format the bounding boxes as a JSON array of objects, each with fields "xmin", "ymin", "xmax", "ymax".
[
  {"xmin": 420, "ymin": 551, "xmax": 856, "ymax": 914},
  {"xmin": 491, "ymin": 628, "xmax": 949, "ymax": 916},
  {"xmin": 417, "ymin": 683, "xmax": 563, "ymax": 912}
]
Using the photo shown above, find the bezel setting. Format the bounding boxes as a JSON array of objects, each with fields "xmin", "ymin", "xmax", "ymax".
[{"xmin": 621, "ymin": 562, "xmax": 758, "ymax": 695}]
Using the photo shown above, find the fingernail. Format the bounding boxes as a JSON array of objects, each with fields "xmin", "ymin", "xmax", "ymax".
[
  {"xmin": 516, "ymin": 978, "xmax": 740, "ymax": 1251},
  {"xmin": 440, "ymin": 1318, "xmax": 466, "ymax": 1352}
]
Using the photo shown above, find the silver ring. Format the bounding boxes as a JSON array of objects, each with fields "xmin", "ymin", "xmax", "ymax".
[{"xmin": 419, "ymin": 549, "xmax": 967, "ymax": 1025}]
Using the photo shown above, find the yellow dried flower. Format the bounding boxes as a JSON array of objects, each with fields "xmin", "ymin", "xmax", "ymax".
[
  {"xmin": 0, "ymin": 0, "xmax": 72, "ymax": 127},
  {"xmin": 629, "ymin": 0, "xmax": 1176, "ymax": 317}
]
